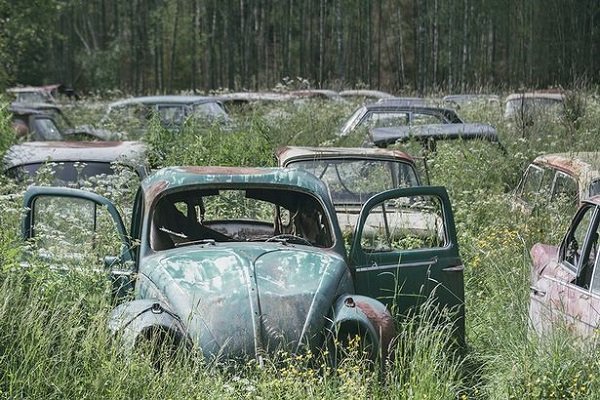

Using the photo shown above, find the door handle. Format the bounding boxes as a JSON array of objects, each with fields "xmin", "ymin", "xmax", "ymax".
[
  {"xmin": 580, "ymin": 293, "xmax": 590, "ymax": 300},
  {"xmin": 530, "ymin": 286, "xmax": 546, "ymax": 296},
  {"xmin": 442, "ymin": 265, "xmax": 464, "ymax": 273}
]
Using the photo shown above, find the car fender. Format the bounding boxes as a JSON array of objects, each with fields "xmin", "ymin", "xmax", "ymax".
[
  {"xmin": 108, "ymin": 299, "xmax": 188, "ymax": 351},
  {"xmin": 329, "ymin": 294, "xmax": 395, "ymax": 358}
]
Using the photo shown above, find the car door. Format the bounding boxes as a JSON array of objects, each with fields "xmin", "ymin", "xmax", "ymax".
[
  {"xmin": 22, "ymin": 186, "xmax": 136, "ymax": 297},
  {"xmin": 530, "ymin": 203, "xmax": 598, "ymax": 336},
  {"xmin": 349, "ymin": 186, "xmax": 464, "ymax": 339}
]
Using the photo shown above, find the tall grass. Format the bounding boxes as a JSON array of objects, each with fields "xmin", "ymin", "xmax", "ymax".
[{"xmin": 1, "ymin": 92, "xmax": 600, "ymax": 398}]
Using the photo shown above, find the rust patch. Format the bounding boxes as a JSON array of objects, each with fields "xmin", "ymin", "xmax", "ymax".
[
  {"xmin": 144, "ymin": 180, "xmax": 170, "ymax": 207},
  {"xmin": 530, "ymin": 243, "xmax": 558, "ymax": 275},
  {"xmin": 354, "ymin": 299, "xmax": 395, "ymax": 357},
  {"xmin": 178, "ymin": 166, "xmax": 267, "ymax": 175}
]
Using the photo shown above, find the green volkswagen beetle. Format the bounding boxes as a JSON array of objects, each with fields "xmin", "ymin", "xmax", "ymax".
[{"xmin": 22, "ymin": 166, "xmax": 464, "ymax": 360}]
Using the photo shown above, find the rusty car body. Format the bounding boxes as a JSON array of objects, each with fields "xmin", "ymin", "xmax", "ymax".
[
  {"xmin": 21, "ymin": 166, "xmax": 465, "ymax": 361},
  {"xmin": 100, "ymin": 96, "xmax": 231, "ymax": 136},
  {"xmin": 276, "ymin": 146, "xmax": 422, "ymax": 232},
  {"xmin": 514, "ymin": 152, "xmax": 600, "ymax": 211},
  {"xmin": 529, "ymin": 196, "xmax": 600, "ymax": 336},
  {"xmin": 3, "ymin": 141, "xmax": 149, "ymax": 186},
  {"xmin": 339, "ymin": 101, "xmax": 464, "ymax": 138}
]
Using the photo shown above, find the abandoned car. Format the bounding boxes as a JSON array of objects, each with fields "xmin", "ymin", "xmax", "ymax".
[
  {"xmin": 514, "ymin": 152, "xmax": 600, "ymax": 211},
  {"xmin": 366, "ymin": 123, "xmax": 503, "ymax": 153},
  {"xmin": 529, "ymin": 196, "xmax": 600, "ymax": 336},
  {"xmin": 276, "ymin": 146, "xmax": 423, "ymax": 232},
  {"xmin": 338, "ymin": 101, "xmax": 464, "ymax": 138},
  {"xmin": 3, "ymin": 141, "xmax": 148, "ymax": 187},
  {"xmin": 504, "ymin": 92, "xmax": 565, "ymax": 121},
  {"xmin": 22, "ymin": 166, "xmax": 465, "ymax": 360},
  {"xmin": 100, "ymin": 96, "xmax": 231, "ymax": 136},
  {"xmin": 10, "ymin": 102, "xmax": 114, "ymax": 141}
]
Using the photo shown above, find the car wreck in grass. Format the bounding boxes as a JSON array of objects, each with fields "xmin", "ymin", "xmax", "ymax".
[
  {"xmin": 100, "ymin": 96, "xmax": 231, "ymax": 137},
  {"xmin": 529, "ymin": 196, "xmax": 600, "ymax": 337},
  {"xmin": 339, "ymin": 101, "xmax": 463, "ymax": 138},
  {"xmin": 514, "ymin": 152, "xmax": 600, "ymax": 212},
  {"xmin": 22, "ymin": 166, "xmax": 465, "ymax": 361},
  {"xmin": 3, "ymin": 141, "xmax": 149, "ymax": 187},
  {"xmin": 276, "ymin": 146, "xmax": 423, "ymax": 233},
  {"xmin": 10, "ymin": 102, "xmax": 115, "ymax": 141},
  {"xmin": 504, "ymin": 92, "xmax": 565, "ymax": 123}
]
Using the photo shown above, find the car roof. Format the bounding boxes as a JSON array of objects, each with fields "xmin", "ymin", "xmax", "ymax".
[
  {"xmin": 339, "ymin": 89, "xmax": 394, "ymax": 99},
  {"xmin": 289, "ymin": 90, "xmax": 343, "ymax": 100},
  {"xmin": 215, "ymin": 92, "xmax": 295, "ymax": 102},
  {"xmin": 362, "ymin": 102, "xmax": 457, "ymax": 113},
  {"xmin": 108, "ymin": 95, "xmax": 217, "ymax": 108},
  {"xmin": 10, "ymin": 102, "xmax": 62, "ymax": 113},
  {"xmin": 443, "ymin": 94, "xmax": 500, "ymax": 102},
  {"xmin": 505, "ymin": 92, "xmax": 565, "ymax": 102},
  {"xmin": 141, "ymin": 166, "xmax": 331, "ymax": 207},
  {"xmin": 369, "ymin": 123, "xmax": 499, "ymax": 147},
  {"xmin": 275, "ymin": 146, "xmax": 415, "ymax": 165},
  {"xmin": 3, "ymin": 141, "xmax": 147, "ymax": 170},
  {"xmin": 533, "ymin": 152, "xmax": 600, "ymax": 181}
]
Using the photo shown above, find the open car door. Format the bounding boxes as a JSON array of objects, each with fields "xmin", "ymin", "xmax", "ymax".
[
  {"xmin": 22, "ymin": 186, "xmax": 135, "ymax": 298},
  {"xmin": 349, "ymin": 186, "xmax": 465, "ymax": 341}
]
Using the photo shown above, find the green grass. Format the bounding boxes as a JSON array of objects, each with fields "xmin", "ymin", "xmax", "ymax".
[{"xmin": 1, "ymin": 92, "xmax": 600, "ymax": 398}]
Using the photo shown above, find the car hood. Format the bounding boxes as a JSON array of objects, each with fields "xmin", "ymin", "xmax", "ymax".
[{"xmin": 141, "ymin": 243, "xmax": 349, "ymax": 358}]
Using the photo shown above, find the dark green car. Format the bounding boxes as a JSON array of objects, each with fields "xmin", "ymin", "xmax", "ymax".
[{"xmin": 22, "ymin": 166, "xmax": 464, "ymax": 360}]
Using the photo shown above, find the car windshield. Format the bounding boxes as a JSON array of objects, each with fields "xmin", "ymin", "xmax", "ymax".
[
  {"xmin": 6, "ymin": 161, "xmax": 140, "ymax": 188},
  {"xmin": 151, "ymin": 188, "xmax": 333, "ymax": 251},
  {"xmin": 288, "ymin": 158, "xmax": 419, "ymax": 205}
]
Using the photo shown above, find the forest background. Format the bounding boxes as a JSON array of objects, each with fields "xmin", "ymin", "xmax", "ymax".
[{"xmin": 0, "ymin": 0, "xmax": 598, "ymax": 94}]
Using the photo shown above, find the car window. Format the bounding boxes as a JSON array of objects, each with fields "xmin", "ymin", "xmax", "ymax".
[
  {"xmin": 563, "ymin": 204, "xmax": 595, "ymax": 269},
  {"xmin": 589, "ymin": 180, "xmax": 600, "ymax": 198},
  {"xmin": 157, "ymin": 105, "xmax": 186, "ymax": 126},
  {"xmin": 192, "ymin": 102, "xmax": 229, "ymax": 120},
  {"xmin": 519, "ymin": 164, "xmax": 551, "ymax": 201},
  {"xmin": 32, "ymin": 117, "xmax": 62, "ymax": 140},
  {"xmin": 31, "ymin": 196, "xmax": 123, "ymax": 268},
  {"xmin": 411, "ymin": 112, "xmax": 444, "ymax": 125},
  {"xmin": 552, "ymin": 171, "xmax": 578, "ymax": 206},
  {"xmin": 288, "ymin": 159, "xmax": 419, "ymax": 205},
  {"xmin": 360, "ymin": 195, "xmax": 446, "ymax": 252},
  {"xmin": 583, "ymin": 217, "xmax": 600, "ymax": 293},
  {"xmin": 364, "ymin": 112, "xmax": 410, "ymax": 128}
]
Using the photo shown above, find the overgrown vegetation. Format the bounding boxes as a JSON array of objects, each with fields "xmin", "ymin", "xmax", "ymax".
[{"xmin": 1, "ymin": 92, "xmax": 600, "ymax": 398}]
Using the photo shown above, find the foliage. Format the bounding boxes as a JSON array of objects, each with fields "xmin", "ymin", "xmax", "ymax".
[{"xmin": 2, "ymin": 91, "xmax": 600, "ymax": 398}]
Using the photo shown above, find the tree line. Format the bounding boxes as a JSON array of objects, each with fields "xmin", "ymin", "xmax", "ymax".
[{"xmin": 0, "ymin": 0, "xmax": 598, "ymax": 94}]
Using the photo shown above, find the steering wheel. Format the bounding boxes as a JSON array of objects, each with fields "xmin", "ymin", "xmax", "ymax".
[{"xmin": 265, "ymin": 234, "xmax": 312, "ymax": 246}]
